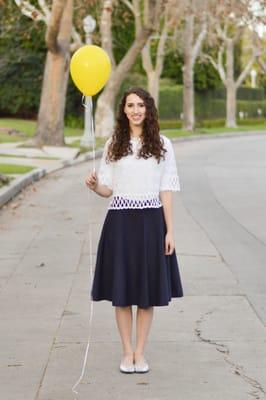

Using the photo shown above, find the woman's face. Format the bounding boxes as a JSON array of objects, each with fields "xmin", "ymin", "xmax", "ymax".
[{"xmin": 124, "ymin": 93, "xmax": 146, "ymax": 127}]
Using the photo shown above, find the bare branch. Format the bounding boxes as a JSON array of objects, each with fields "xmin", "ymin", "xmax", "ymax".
[
  {"xmin": 133, "ymin": 0, "xmax": 142, "ymax": 36},
  {"xmin": 202, "ymin": 45, "xmax": 226, "ymax": 85},
  {"xmin": 121, "ymin": 0, "xmax": 134, "ymax": 14},
  {"xmin": 140, "ymin": 0, "xmax": 152, "ymax": 73},
  {"xmin": 192, "ymin": 19, "xmax": 207, "ymax": 65},
  {"xmin": 100, "ymin": 0, "xmax": 116, "ymax": 67},
  {"xmin": 235, "ymin": 54, "xmax": 256, "ymax": 88},
  {"xmin": 202, "ymin": 53, "xmax": 218, "ymax": 71},
  {"xmin": 45, "ymin": 0, "xmax": 67, "ymax": 52},
  {"xmin": 258, "ymin": 57, "xmax": 266, "ymax": 73},
  {"xmin": 216, "ymin": 21, "xmax": 227, "ymax": 41},
  {"xmin": 217, "ymin": 44, "xmax": 226, "ymax": 84},
  {"xmin": 14, "ymin": 0, "xmax": 46, "ymax": 22},
  {"xmin": 37, "ymin": 0, "xmax": 51, "ymax": 19},
  {"xmin": 155, "ymin": 15, "xmax": 169, "ymax": 76},
  {"xmin": 141, "ymin": 41, "xmax": 153, "ymax": 73},
  {"xmin": 111, "ymin": 27, "xmax": 154, "ymax": 87},
  {"xmin": 70, "ymin": 26, "xmax": 84, "ymax": 52}
]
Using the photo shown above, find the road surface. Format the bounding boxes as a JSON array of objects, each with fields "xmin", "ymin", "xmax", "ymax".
[{"xmin": 1, "ymin": 133, "xmax": 266, "ymax": 400}]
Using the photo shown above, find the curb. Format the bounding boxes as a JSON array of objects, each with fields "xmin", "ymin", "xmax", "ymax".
[
  {"xmin": 0, "ymin": 168, "xmax": 46, "ymax": 208},
  {"xmin": 169, "ymin": 130, "xmax": 266, "ymax": 144},
  {"xmin": 0, "ymin": 130, "xmax": 265, "ymax": 208},
  {"xmin": 0, "ymin": 149, "xmax": 104, "ymax": 209}
]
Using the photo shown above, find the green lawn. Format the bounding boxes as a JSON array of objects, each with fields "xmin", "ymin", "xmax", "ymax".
[
  {"xmin": 0, "ymin": 118, "xmax": 265, "ymax": 146},
  {"xmin": 0, "ymin": 118, "xmax": 83, "ymax": 143},
  {"xmin": 0, "ymin": 163, "xmax": 36, "ymax": 174},
  {"xmin": 0, "ymin": 153, "xmax": 59, "ymax": 160},
  {"xmin": 68, "ymin": 136, "xmax": 108, "ymax": 152}
]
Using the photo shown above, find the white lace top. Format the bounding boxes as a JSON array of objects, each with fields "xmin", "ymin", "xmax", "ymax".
[{"xmin": 97, "ymin": 134, "xmax": 180, "ymax": 209}]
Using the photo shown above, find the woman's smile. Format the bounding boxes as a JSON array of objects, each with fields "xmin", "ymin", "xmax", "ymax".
[{"xmin": 124, "ymin": 93, "xmax": 146, "ymax": 126}]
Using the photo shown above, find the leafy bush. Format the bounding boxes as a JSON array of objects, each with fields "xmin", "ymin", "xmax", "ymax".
[
  {"xmin": 158, "ymin": 86, "xmax": 266, "ymax": 120},
  {"xmin": 159, "ymin": 118, "xmax": 266, "ymax": 129},
  {"xmin": 159, "ymin": 120, "xmax": 182, "ymax": 129}
]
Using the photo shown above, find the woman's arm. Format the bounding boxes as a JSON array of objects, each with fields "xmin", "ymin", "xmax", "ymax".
[
  {"xmin": 159, "ymin": 191, "xmax": 175, "ymax": 255},
  {"xmin": 93, "ymin": 183, "xmax": 113, "ymax": 198},
  {"xmin": 85, "ymin": 171, "xmax": 113, "ymax": 198}
]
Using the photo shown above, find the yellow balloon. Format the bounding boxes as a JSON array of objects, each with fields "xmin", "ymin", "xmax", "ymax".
[{"xmin": 70, "ymin": 45, "xmax": 111, "ymax": 96}]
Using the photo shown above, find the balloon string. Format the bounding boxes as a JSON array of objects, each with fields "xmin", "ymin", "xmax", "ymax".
[
  {"xmin": 81, "ymin": 95, "xmax": 96, "ymax": 172},
  {"xmin": 71, "ymin": 95, "xmax": 95, "ymax": 398}
]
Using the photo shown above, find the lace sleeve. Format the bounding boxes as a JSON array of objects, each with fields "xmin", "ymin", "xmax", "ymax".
[
  {"xmin": 159, "ymin": 137, "xmax": 180, "ymax": 192},
  {"xmin": 98, "ymin": 138, "xmax": 113, "ymax": 190}
]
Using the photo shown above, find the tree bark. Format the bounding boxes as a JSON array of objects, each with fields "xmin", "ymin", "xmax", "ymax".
[
  {"xmin": 148, "ymin": 70, "xmax": 160, "ymax": 107},
  {"xmin": 95, "ymin": 0, "xmax": 162, "ymax": 137},
  {"xmin": 95, "ymin": 28, "xmax": 155, "ymax": 137},
  {"xmin": 34, "ymin": 0, "xmax": 73, "ymax": 146},
  {"xmin": 226, "ymin": 83, "xmax": 237, "ymax": 128},
  {"xmin": 225, "ymin": 39, "xmax": 237, "ymax": 128},
  {"xmin": 140, "ymin": 1, "xmax": 168, "ymax": 107},
  {"xmin": 182, "ymin": 14, "xmax": 195, "ymax": 131}
]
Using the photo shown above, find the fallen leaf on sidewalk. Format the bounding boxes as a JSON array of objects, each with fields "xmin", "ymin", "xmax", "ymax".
[
  {"xmin": 10, "ymin": 202, "xmax": 20, "ymax": 209},
  {"xmin": 36, "ymin": 262, "xmax": 46, "ymax": 268}
]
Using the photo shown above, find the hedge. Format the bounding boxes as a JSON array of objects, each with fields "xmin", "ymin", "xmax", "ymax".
[
  {"xmin": 158, "ymin": 86, "xmax": 266, "ymax": 120},
  {"xmin": 160, "ymin": 118, "xmax": 266, "ymax": 130}
]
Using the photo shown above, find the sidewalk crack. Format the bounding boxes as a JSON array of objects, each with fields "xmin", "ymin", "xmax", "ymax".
[{"xmin": 195, "ymin": 308, "xmax": 266, "ymax": 399}]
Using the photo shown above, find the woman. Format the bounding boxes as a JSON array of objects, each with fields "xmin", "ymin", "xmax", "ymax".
[{"xmin": 85, "ymin": 87, "xmax": 183, "ymax": 374}]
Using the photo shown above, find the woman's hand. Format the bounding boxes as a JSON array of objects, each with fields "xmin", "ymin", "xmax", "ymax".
[
  {"xmin": 85, "ymin": 171, "xmax": 98, "ymax": 191},
  {"xmin": 165, "ymin": 231, "xmax": 175, "ymax": 255}
]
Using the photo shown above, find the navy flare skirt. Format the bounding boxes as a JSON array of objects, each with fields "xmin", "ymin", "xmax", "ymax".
[{"xmin": 91, "ymin": 206, "xmax": 184, "ymax": 308}]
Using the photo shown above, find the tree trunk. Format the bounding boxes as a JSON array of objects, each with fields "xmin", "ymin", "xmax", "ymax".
[
  {"xmin": 95, "ymin": 84, "xmax": 116, "ymax": 138},
  {"xmin": 95, "ymin": 28, "xmax": 154, "ymax": 137},
  {"xmin": 183, "ymin": 62, "xmax": 194, "ymax": 131},
  {"xmin": 225, "ymin": 39, "xmax": 237, "ymax": 128},
  {"xmin": 226, "ymin": 84, "xmax": 237, "ymax": 128},
  {"xmin": 148, "ymin": 70, "xmax": 160, "ymax": 107},
  {"xmin": 182, "ymin": 15, "xmax": 195, "ymax": 131},
  {"xmin": 34, "ymin": 51, "xmax": 70, "ymax": 146},
  {"xmin": 34, "ymin": 0, "xmax": 73, "ymax": 146}
]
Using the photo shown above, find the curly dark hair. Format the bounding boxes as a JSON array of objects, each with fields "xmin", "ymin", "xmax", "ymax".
[{"xmin": 106, "ymin": 87, "xmax": 166, "ymax": 164}]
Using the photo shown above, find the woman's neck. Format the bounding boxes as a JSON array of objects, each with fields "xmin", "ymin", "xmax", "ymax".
[{"xmin": 129, "ymin": 125, "xmax": 143, "ymax": 138}]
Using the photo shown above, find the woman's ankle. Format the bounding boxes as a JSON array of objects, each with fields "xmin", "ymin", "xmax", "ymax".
[{"xmin": 134, "ymin": 350, "xmax": 145, "ymax": 361}]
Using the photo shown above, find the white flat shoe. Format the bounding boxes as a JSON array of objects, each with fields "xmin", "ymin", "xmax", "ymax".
[
  {"xmin": 120, "ymin": 360, "xmax": 135, "ymax": 374},
  {"xmin": 134, "ymin": 358, "xmax": 149, "ymax": 373}
]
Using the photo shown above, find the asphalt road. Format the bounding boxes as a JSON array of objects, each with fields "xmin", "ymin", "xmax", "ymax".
[{"xmin": 1, "ymin": 133, "xmax": 266, "ymax": 400}]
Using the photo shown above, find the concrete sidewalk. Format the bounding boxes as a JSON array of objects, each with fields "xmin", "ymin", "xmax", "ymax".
[
  {"xmin": 0, "ymin": 137, "xmax": 102, "ymax": 207},
  {"xmin": 0, "ymin": 134, "xmax": 266, "ymax": 400}
]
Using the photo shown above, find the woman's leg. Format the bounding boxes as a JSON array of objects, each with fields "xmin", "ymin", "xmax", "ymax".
[
  {"xmin": 134, "ymin": 306, "xmax": 154, "ymax": 362},
  {"xmin": 115, "ymin": 306, "xmax": 134, "ymax": 363}
]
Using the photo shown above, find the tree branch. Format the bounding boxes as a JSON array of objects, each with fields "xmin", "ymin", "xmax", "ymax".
[
  {"xmin": 202, "ymin": 44, "xmax": 226, "ymax": 85},
  {"xmin": 258, "ymin": 57, "xmax": 266, "ymax": 73},
  {"xmin": 133, "ymin": 0, "xmax": 142, "ymax": 35},
  {"xmin": 70, "ymin": 26, "xmax": 83, "ymax": 53},
  {"xmin": 217, "ymin": 44, "xmax": 226, "ymax": 84},
  {"xmin": 142, "ymin": 40, "xmax": 153, "ymax": 73},
  {"xmin": 112, "ymin": 27, "xmax": 154, "ymax": 86},
  {"xmin": 192, "ymin": 19, "xmax": 207, "ymax": 66},
  {"xmin": 14, "ymin": 0, "xmax": 46, "ymax": 22},
  {"xmin": 216, "ymin": 21, "xmax": 227, "ymax": 41},
  {"xmin": 155, "ymin": 15, "xmax": 168, "ymax": 76},
  {"xmin": 141, "ymin": 0, "xmax": 153, "ymax": 73},
  {"xmin": 37, "ymin": 0, "xmax": 50, "ymax": 19},
  {"xmin": 100, "ymin": 0, "xmax": 116, "ymax": 67},
  {"xmin": 121, "ymin": 0, "xmax": 134, "ymax": 15},
  {"xmin": 45, "ymin": 0, "xmax": 67, "ymax": 53},
  {"xmin": 235, "ymin": 54, "xmax": 255, "ymax": 88}
]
